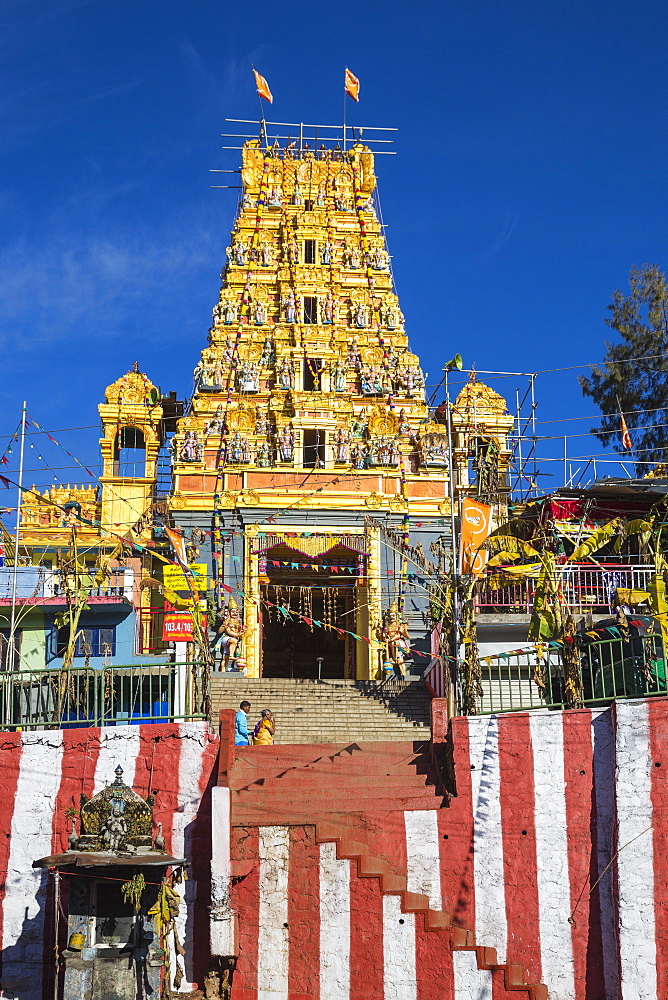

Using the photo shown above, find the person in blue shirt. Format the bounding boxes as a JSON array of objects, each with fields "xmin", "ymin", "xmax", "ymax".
[{"xmin": 235, "ymin": 701, "xmax": 251, "ymax": 745}]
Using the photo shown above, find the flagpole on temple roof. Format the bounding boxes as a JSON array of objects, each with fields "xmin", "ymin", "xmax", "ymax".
[
  {"xmin": 342, "ymin": 73, "xmax": 347, "ymax": 152},
  {"xmin": 252, "ymin": 66, "xmax": 269, "ymax": 148},
  {"xmin": 8, "ymin": 401, "xmax": 26, "ymax": 669}
]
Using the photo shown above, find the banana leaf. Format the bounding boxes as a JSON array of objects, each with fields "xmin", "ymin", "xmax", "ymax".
[
  {"xmin": 614, "ymin": 517, "xmax": 654, "ymax": 554},
  {"xmin": 569, "ymin": 518, "xmax": 621, "ymax": 562},
  {"xmin": 485, "ymin": 535, "xmax": 541, "ymax": 559},
  {"xmin": 486, "ymin": 550, "xmax": 521, "ymax": 567}
]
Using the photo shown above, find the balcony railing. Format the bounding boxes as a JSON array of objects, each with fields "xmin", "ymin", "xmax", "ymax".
[
  {"xmin": 475, "ymin": 563, "xmax": 654, "ymax": 615},
  {"xmin": 0, "ymin": 567, "xmax": 134, "ymax": 602},
  {"xmin": 0, "ymin": 661, "xmax": 209, "ymax": 731},
  {"xmin": 475, "ymin": 630, "xmax": 665, "ymax": 715}
]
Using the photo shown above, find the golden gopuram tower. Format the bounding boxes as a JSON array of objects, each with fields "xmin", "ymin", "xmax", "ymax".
[{"xmin": 168, "ymin": 134, "xmax": 457, "ymax": 679}]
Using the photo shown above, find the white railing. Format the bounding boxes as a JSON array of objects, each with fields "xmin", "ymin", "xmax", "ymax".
[{"xmin": 475, "ymin": 563, "xmax": 654, "ymax": 615}]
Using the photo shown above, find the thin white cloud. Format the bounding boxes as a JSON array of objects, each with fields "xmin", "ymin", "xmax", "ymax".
[
  {"xmin": 0, "ymin": 223, "xmax": 217, "ymax": 350},
  {"xmin": 481, "ymin": 209, "xmax": 520, "ymax": 260}
]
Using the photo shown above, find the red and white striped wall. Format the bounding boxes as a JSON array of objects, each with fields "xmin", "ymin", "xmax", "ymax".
[
  {"xmin": 229, "ymin": 700, "xmax": 668, "ymax": 1000},
  {"xmin": 0, "ymin": 722, "xmax": 218, "ymax": 1000}
]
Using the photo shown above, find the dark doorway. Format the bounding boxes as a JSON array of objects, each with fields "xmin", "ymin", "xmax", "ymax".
[
  {"xmin": 261, "ymin": 590, "xmax": 351, "ymax": 678},
  {"xmin": 303, "ymin": 428, "xmax": 325, "ymax": 466}
]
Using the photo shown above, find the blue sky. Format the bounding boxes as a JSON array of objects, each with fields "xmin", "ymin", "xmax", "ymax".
[{"xmin": 2, "ymin": 0, "xmax": 667, "ymax": 493}]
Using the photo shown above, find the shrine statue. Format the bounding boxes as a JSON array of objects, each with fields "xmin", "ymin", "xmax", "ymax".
[
  {"xmin": 322, "ymin": 291, "xmax": 335, "ymax": 324},
  {"xmin": 268, "ymin": 187, "xmax": 282, "ymax": 207},
  {"xmin": 210, "ymin": 597, "xmax": 246, "ymax": 671},
  {"xmin": 278, "ymin": 425, "xmax": 295, "ymax": 462},
  {"xmin": 349, "ymin": 246, "xmax": 361, "ymax": 269},
  {"xmin": 212, "ymin": 302, "xmax": 224, "ymax": 327},
  {"xmin": 234, "ymin": 244, "xmax": 246, "ymax": 266},
  {"xmin": 284, "ymin": 290, "xmax": 298, "ymax": 324},
  {"xmin": 332, "ymin": 360, "xmax": 347, "ymax": 392},
  {"xmin": 101, "ymin": 799, "xmax": 128, "ymax": 853},
  {"xmin": 377, "ymin": 603, "xmax": 410, "ymax": 677},
  {"xmin": 277, "ymin": 357, "xmax": 293, "ymax": 389},
  {"xmin": 292, "ymin": 184, "xmax": 303, "ymax": 206},
  {"xmin": 237, "ymin": 362, "xmax": 259, "ymax": 392},
  {"xmin": 256, "ymin": 440, "xmax": 271, "ymax": 467},
  {"xmin": 204, "ymin": 405, "xmax": 224, "ymax": 439},
  {"xmin": 351, "ymin": 444, "xmax": 367, "ymax": 469},
  {"xmin": 260, "ymin": 335, "xmax": 275, "ymax": 366},
  {"xmin": 260, "ymin": 241, "xmax": 273, "ymax": 266},
  {"xmin": 316, "ymin": 186, "xmax": 325, "ymax": 206},
  {"xmin": 334, "ymin": 428, "xmax": 350, "ymax": 463},
  {"xmin": 227, "ymin": 432, "xmax": 249, "ymax": 464},
  {"xmin": 346, "ymin": 338, "xmax": 361, "ymax": 369},
  {"xmin": 211, "ymin": 360, "xmax": 224, "ymax": 387},
  {"xmin": 179, "ymin": 431, "xmax": 201, "ymax": 463},
  {"xmin": 223, "ymin": 301, "xmax": 237, "ymax": 325},
  {"xmin": 355, "ymin": 302, "xmax": 368, "ymax": 328},
  {"xmin": 351, "ymin": 407, "xmax": 368, "ymax": 438},
  {"xmin": 398, "ymin": 408, "xmax": 410, "ymax": 435},
  {"xmin": 222, "ymin": 338, "xmax": 235, "ymax": 364},
  {"xmin": 321, "ymin": 242, "xmax": 333, "ymax": 266},
  {"xmin": 385, "ymin": 304, "xmax": 397, "ymax": 330},
  {"xmin": 243, "ymin": 192, "xmax": 254, "ymax": 210},
  {"xmin": 255, "ymin": 412, "xmax": 270, "ymax": 435}
]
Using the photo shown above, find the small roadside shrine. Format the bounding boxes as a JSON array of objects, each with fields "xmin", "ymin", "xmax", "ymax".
[{"xmin": 33, "ymin": 766, "xmax": 187, "ymax": 1000}]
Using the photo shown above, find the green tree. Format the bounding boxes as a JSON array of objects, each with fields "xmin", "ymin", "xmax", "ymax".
[{"xmin": 579, "ymin": 264, "xmax": 668, "ymax": 471}]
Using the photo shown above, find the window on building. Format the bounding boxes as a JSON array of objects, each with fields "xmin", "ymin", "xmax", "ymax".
[
  {"xmin": 303, "ymin": 358, "xmax": 322, "ymax": 392},
  {"xmin": 51, "ymin": 626, "xmax": 116, "ymax": 660},
  {"xmin": 304, "ymin": 239, "xmax": 316, "ymax": 264},
  {"xmin": 303, "ymin": 429, "xmax": 325, "ymax": 468},
  {"xmin": 304, "ymin": 199, "xmax": 314, "ymax": 212},
  {"xmin": 303, "ymin": 296, "xmax": 318, "ymax": 324},
  {"xmin": 113, "ymin": 427, "xmax": 146, "ymax": 478}
]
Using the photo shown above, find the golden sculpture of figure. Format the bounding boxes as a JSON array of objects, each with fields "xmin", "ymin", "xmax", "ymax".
[
  {"xmin": 377, "ymin": 602, "xmax": 410, "ymax": 676},
  {"xmin": 210, "ymin": 596, "xmax": 246, "ymax": 671}
]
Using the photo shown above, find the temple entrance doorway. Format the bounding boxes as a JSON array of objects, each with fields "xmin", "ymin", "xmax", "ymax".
[
  {"xmin": 259, "ymin": 543, "xmax": 359, "ymax": 679},
  {"xmin": 261, "ymin": 590, "xmax": 352, "ymax": 678}
]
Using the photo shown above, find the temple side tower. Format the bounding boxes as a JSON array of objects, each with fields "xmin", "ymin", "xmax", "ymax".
[
  {"xmin": 99, "ymin": 369, "xmax": 164, "ymax": 535},
  {"xmin": 451, "ymin": 374, "xmax": 514, "ymax": 511},
  {"xmin": 170, "ymin": 137, "xmax": 452, "ymax": 679}
]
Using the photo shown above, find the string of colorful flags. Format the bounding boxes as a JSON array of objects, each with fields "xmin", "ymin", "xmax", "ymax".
[
  {"xmin": 481, "ymin": 617, "xmax": 658, "ymax": 664},
  {"xmin": 28, "ymin": 416, "xmax": 96, "ymax": 479}
]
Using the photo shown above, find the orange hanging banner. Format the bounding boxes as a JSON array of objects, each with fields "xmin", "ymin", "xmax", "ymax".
[{"xmin": 460, "ymin": 498, "xmax": 493, "ymax": 578}]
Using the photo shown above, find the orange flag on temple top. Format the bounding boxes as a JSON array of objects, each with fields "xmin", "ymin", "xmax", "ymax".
[
  {"xmin": 253, "ymin": 68, "xmax": 273, "ymax": 104},
  {"xmin": 345, "ymin": 68, "xmax": 360, "ymax": 102},
  {"xmin": 460, "ymin": 498, "xmax": 493, "ymax": 578}
]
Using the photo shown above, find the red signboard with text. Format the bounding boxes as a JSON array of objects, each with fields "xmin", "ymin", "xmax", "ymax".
[{"xmin": 162, "ymin": 612, "xmax": 194, "ymax": 642}]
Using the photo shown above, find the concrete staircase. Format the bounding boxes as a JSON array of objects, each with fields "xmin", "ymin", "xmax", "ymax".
[
  {"xmin": 210, "ymin": 676, "xmax": 432, "ymax": 744},
  {"xmin": 230, "ymin": 740, "xmax": 441, "ymax": 827},
  {"xmin": 227, "ymin": 739, "xmax": 548, "ymax": 999}
]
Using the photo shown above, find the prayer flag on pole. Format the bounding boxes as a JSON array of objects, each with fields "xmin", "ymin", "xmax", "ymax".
[
  {"xmin": 165, "ymin": 526, "xmax": 191, "ymax": 575},
  {"xmin": 619, "ymin": 410, "xmax": 633, "ymax": 450},
  {"xmin": 344, "ymin": 68, "xmax": 360, "ymax": 102},
  {"xmin": 253, "ymin": 68, "xmax": 273, "ymax": 103}
]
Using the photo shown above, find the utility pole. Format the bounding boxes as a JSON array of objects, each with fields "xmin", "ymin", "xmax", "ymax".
[{"xmin": 8, "ymin": 401, "xmax": 27, "ymax": 670}]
